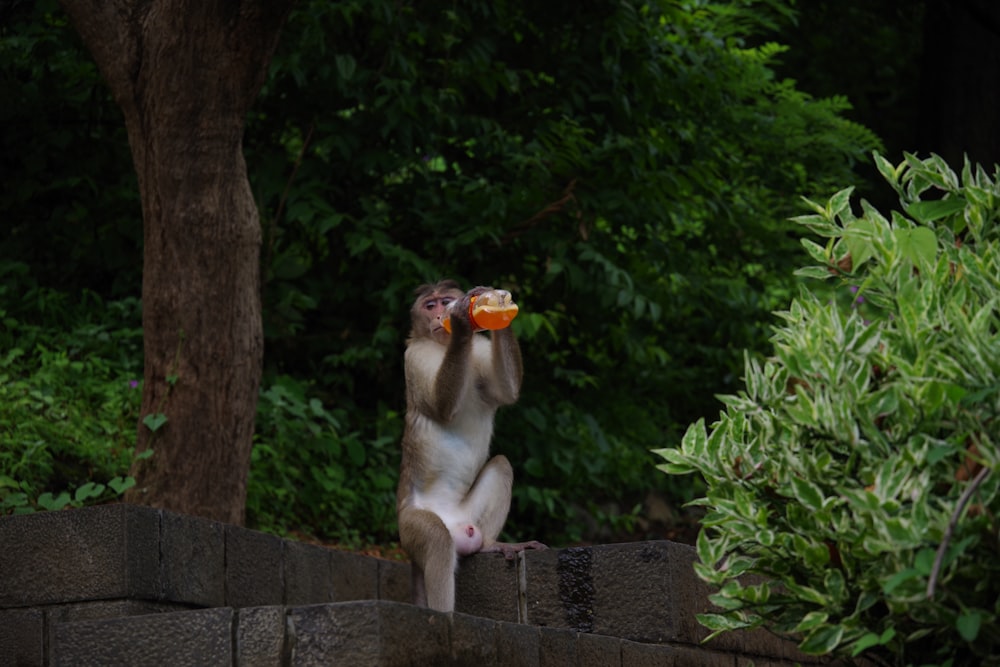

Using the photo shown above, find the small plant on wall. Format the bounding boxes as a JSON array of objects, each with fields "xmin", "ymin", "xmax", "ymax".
[{"xmin": 656, "ymin": 154, "xmax": 1000, "ymax": 666}]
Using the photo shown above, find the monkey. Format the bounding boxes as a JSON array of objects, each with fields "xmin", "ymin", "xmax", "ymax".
[{"xmin": 396, "ymin": 279, "xmax": 547, "ymax": 612}]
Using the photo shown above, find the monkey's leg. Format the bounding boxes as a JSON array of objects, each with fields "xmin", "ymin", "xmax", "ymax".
[
  {"xmin": 462, "ymin": 454, "xmax": 514, "ymax": 546},
  {"xmin": 398, "ymin": 506, "xmax": 458, "ymax": 612},
  {"xmin": 463, "ymin": 454, "xmax": 548, "ymax": 558}
]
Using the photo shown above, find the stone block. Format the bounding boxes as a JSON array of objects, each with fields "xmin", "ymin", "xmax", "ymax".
[
  {"xmin": 226, "ymin": 524, "xmax": 284, "ymax": 607},
  {"xmin": 620, "ymin": 640, "xmax": 676, "ymax": 667},
  {"xmin": 377, "ymin": 557, "xmax": 412, "ymax": 604},
  {"xmin": 0, "ymin": 608, "xmax": 43, "ymax": 667},
  {"xmin": 284, "ymin": 541, "xmax": 334, "ymax": 605},
  {"xmin": 236, "ymin": 606, "xmax": 288, "ymax": 667},
  {"xmin": 51, "ymin": 606, "xmax": 234, "ymax": 667},
  {"xmin": 329, "ymin": 548, "xmax": 379, "ymax": 601},
  {"xmin": 589, "ymin": 542, "xmax": 679, "ymax": 643},
  {"xmin": 0, "ymin": 505, "xmax": 161, "ymax": 608},
  {"xmin": 288, "ymin": 600, "xmax": 449, "ymax": 667},
  {"xmin": 455, "ymin": 551, "xmax": 520, "ymax": 622},
  {"xmin": 376, "ymin": 600, "xmax": 451, "ymax": 666},
  {"xmin": 577, "ymin": 631, "xmax": 622, "ymax": 667},
  {"xmin": 450, "ymin": 611, "xmax": 499, "ymax": 665},
  {"xmin": 538, "ymin": 626, "xmax": 579, "ymax": 666},
  {"xmin": 44, "ymin": 598, "xmax": 190, "ymax": 663},
  {"xmin": 162, "ymin": 511, "xmax": 225, "ymax": 607},
  {"xmin": 523, "ymin": 546, "xmax": 593, "ymax": 631},
  {"xmin": 496, "ymin": 620, "xmax": 541, "ymax": 667}
]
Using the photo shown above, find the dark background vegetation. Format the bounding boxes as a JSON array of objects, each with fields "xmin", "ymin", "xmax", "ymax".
[{"xmin": 2, "ymin": 0, "xmax": 997, "ymax": 548}]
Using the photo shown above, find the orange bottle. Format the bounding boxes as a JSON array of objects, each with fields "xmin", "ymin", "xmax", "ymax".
[{"xmin": 442, "ymin": 289, "xmax": 519, "ymax": 333}]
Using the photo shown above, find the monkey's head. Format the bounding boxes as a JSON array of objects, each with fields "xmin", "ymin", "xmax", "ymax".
[{"xmin": 411, "ymin": 279, "xmax": 463, "ymax": 345}]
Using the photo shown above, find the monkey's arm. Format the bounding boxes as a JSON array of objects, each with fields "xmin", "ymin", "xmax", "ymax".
[{"xmin": 487, "ymin": 327, "xmax": 522, "ymax": 405}]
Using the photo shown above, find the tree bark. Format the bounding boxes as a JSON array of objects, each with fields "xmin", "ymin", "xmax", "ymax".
[{"xmin": 59, "ymin": 0, "xmax": 293, "ymax": 524}]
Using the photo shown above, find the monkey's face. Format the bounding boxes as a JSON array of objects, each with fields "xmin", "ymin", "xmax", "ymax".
[{"xmin": 414, "ymin": 288, "xmax": 462, "ymax": 345}]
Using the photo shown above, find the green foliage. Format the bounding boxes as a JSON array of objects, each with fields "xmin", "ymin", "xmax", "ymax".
[
  {"xmin": 0, "ymin": 262, "xmax": 144, "ymax": 513},
  {"xmin": 656, "ymin": 154, "xmax": 1000, "ymax": 664},
  {"xmin": 2, "ymin": 0, "xmax": 880, "ymax": 544},
  {"xmin": 0, "ymin": 0, "xmax": 141, "ymax": 297},
  {"xmin": 248, "ymin": 375, "xmax": 399, "ymax": 546},
  {"xmin": 242, "ymin": 0, "xmax": 878, "ymax": 542}
]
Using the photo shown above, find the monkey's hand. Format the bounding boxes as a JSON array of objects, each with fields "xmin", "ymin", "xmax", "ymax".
[
  {"xmin": 483, "ymin": 540, "xmax": 548, "ymax": 560},
  {"xmin": 451, "ymin": 287, "xmax": 493, "ymax": 334},
  {"xmin": 467, "ymin": 285, "xmax": 493, "ymax": 298}
]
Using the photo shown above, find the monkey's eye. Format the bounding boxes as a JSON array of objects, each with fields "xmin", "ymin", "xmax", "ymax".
[{"xmin": 423, "ymin": 299, "xmax": 438, "ymax": 311}]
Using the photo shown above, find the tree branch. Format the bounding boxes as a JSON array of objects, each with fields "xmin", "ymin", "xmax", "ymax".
[{"xmin": 926, "ymin": 465, "xmax": 989, "ymax": 599}]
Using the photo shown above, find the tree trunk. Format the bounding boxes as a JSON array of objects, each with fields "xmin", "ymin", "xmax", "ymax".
[{"xmin": 59, "ymin": 1, "xmax": 292, "ymax": 525}]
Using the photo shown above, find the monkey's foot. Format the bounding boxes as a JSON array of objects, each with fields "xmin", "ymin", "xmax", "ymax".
[{"xmin": 483, "ymin": 540, "xmax": 548, "ymax": 560}]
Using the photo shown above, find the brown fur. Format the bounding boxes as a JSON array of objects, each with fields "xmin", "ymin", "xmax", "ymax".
[{"xmin": 396, "ymin": 281, "xmax": 544, "ymax": 612}]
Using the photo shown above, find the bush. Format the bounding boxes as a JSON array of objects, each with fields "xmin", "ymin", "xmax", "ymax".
[
  {"xmin": 656, "ymin": 154, "xmax": 1000, "ymax": 665},
  {"xmin": 0, "ymin": 267, "xmax": 144, "ymax": 512},
  {"xmin": 248, "ymin": 374, "xmax": 400, "ymax": 545}
]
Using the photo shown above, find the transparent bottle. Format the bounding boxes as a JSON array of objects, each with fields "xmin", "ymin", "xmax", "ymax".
[{"xmin": 442, "ymin": 289, "xmax": 519, "ymax": 333}]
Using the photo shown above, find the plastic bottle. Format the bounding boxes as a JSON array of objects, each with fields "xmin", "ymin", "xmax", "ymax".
[{"xmin": 442, "ymin": 289, "xmax": 519, "ymax": 333}]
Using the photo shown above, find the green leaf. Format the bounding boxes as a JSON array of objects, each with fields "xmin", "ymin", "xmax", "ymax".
[
  {"xmin": 956, "ymin": 612, "xmax": 982, "ymax": 642},
  {"xmin": 143, "ymin": 413, "xmax": 168, "ymax": 432},
  {"xmin": 696, "ymin": 613, "xmax": 751, "ymax": 632},
  {"xmin": 108, "ymin": 476, "xmax": 137, "ymax": 494},
  {"xmin": 345, "ymin": 439, "xmax": 366, "ymax": 466},
  {"xmin": 74, "ymin": 482, "xmax": 105, "ymax": 502},
  {"xmin": 37, "ymin": 491, "xmax": 71, "ymax": 511},
  {"xmin": 790, "ymin": 476, "xmax": 824, "ymax": 511},
  {"xmin": 874, "ymin": 152, "xmax": 903, "ymax": 189},
  {"xmin": 852, "ymin": 632, "xmax": 881, "ymax": 656},
  {"xmin": 335, "ymin": 54, "xmax": 357, "ymax": 81},
  {"xmin": 914, "ymin": 548, "xmax": 936, "ymax": 576},
  {"xmin": 883, "ymin": 567, "xmax": 921, "ymax": 595},
  {"xmin": 794, "ymin": 266, "xmax": 834, "ymax": 280},
  {"xmin": 828, "ymin": 187, "xmax": 855, "ymax": 218},
  {"xmin": 799, "ymin": 623, "xmax": 845, "ymax": 655},
  {"xmin": 843, "ymin": 218, "xmax": 877, "ymax": 268},
  {"xmin": 800, "ymin": 238, "xmax": 830, "ymax": 264},
  {"xmin": 793, "ymin": 611, "xmax": 829, "ymax": 633},
  {"xmin": 906, "ymin": 197, "xmax": 966, "ymax": 223},
  {"xmin": 893, "ymin": 227, "xmax": 937, "ymax": 269}
]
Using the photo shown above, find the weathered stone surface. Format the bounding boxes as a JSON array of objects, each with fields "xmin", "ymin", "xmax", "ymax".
[
  {"xmin": 522, "ymin": 547, "xmax": 567, "ymax": 629},
  {"xmin": 451, "ymin": 611, "xmax": 499, "ymax": 665},
  {"xmin": 226, "ymin": 523, "xmax": 284, "ymax": 607},
  {"xmin": 0, "ymin": 505, "xmax": 161, "ymax": 607},
  {"xmin": 590, "ymin": 541, "xmax": 680, "ymax": 643},
  {"xmin": 51, "ymin": 606, "xmax": 233, "ymax": 667},
  {"xmin": 0, "ymin": 507, "xmax": 836, "ymax": 666},
  {"xmin": 284, "ymin": 540, "xmax": 335, "ymax": 606},
  {"xmin": 329, "ymin": 548, "xmax": 379, "ymax": 601},
  {"xmin": 620, "ymin": 640, "xmax": 674, "ymax": 667},
  {"xmin": 538, "ymin": 626, "xmax": 579, "ymax": 666},
  {"xmin": 0, "ymin": 608, "xmax": 43, "ymax": 667},
  {"xmin": 162, "ymin": 511, "xmax": 225, "ymax": 607},
  {"xmin": 376, "ymin": 599, "xmax": 450, "ymax": 666},
  {"xmin": 496, "ymin": 619, "xmax": 541, "ymax": 667},
  {"xmin": 288, "ymin": 600, "xmax": 450, "ymax": 667},
  {"xmin": 577, "ymin": 631, "xmax": 623, "ymax": 667},
  {"xmin": 236, "ymin": 606, "xmax": 288, "ymax": 667},
  {"xmin": 455, "ymin": 551, "xmax": 520, "ymax": 622},
  {"xmin": 377, "ymin": 557, "xmax": 412, "ymax": 604}
]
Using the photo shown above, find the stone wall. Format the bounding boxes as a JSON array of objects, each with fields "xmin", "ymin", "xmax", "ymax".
[{"xmin": 0, "ymin": 505, "xmax": 828, "ymax": 666}]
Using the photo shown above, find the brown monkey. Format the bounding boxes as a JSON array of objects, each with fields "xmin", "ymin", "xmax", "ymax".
[{"xmin": 397, "ymin": 279, "xmax": 546, "ymax": 612}]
